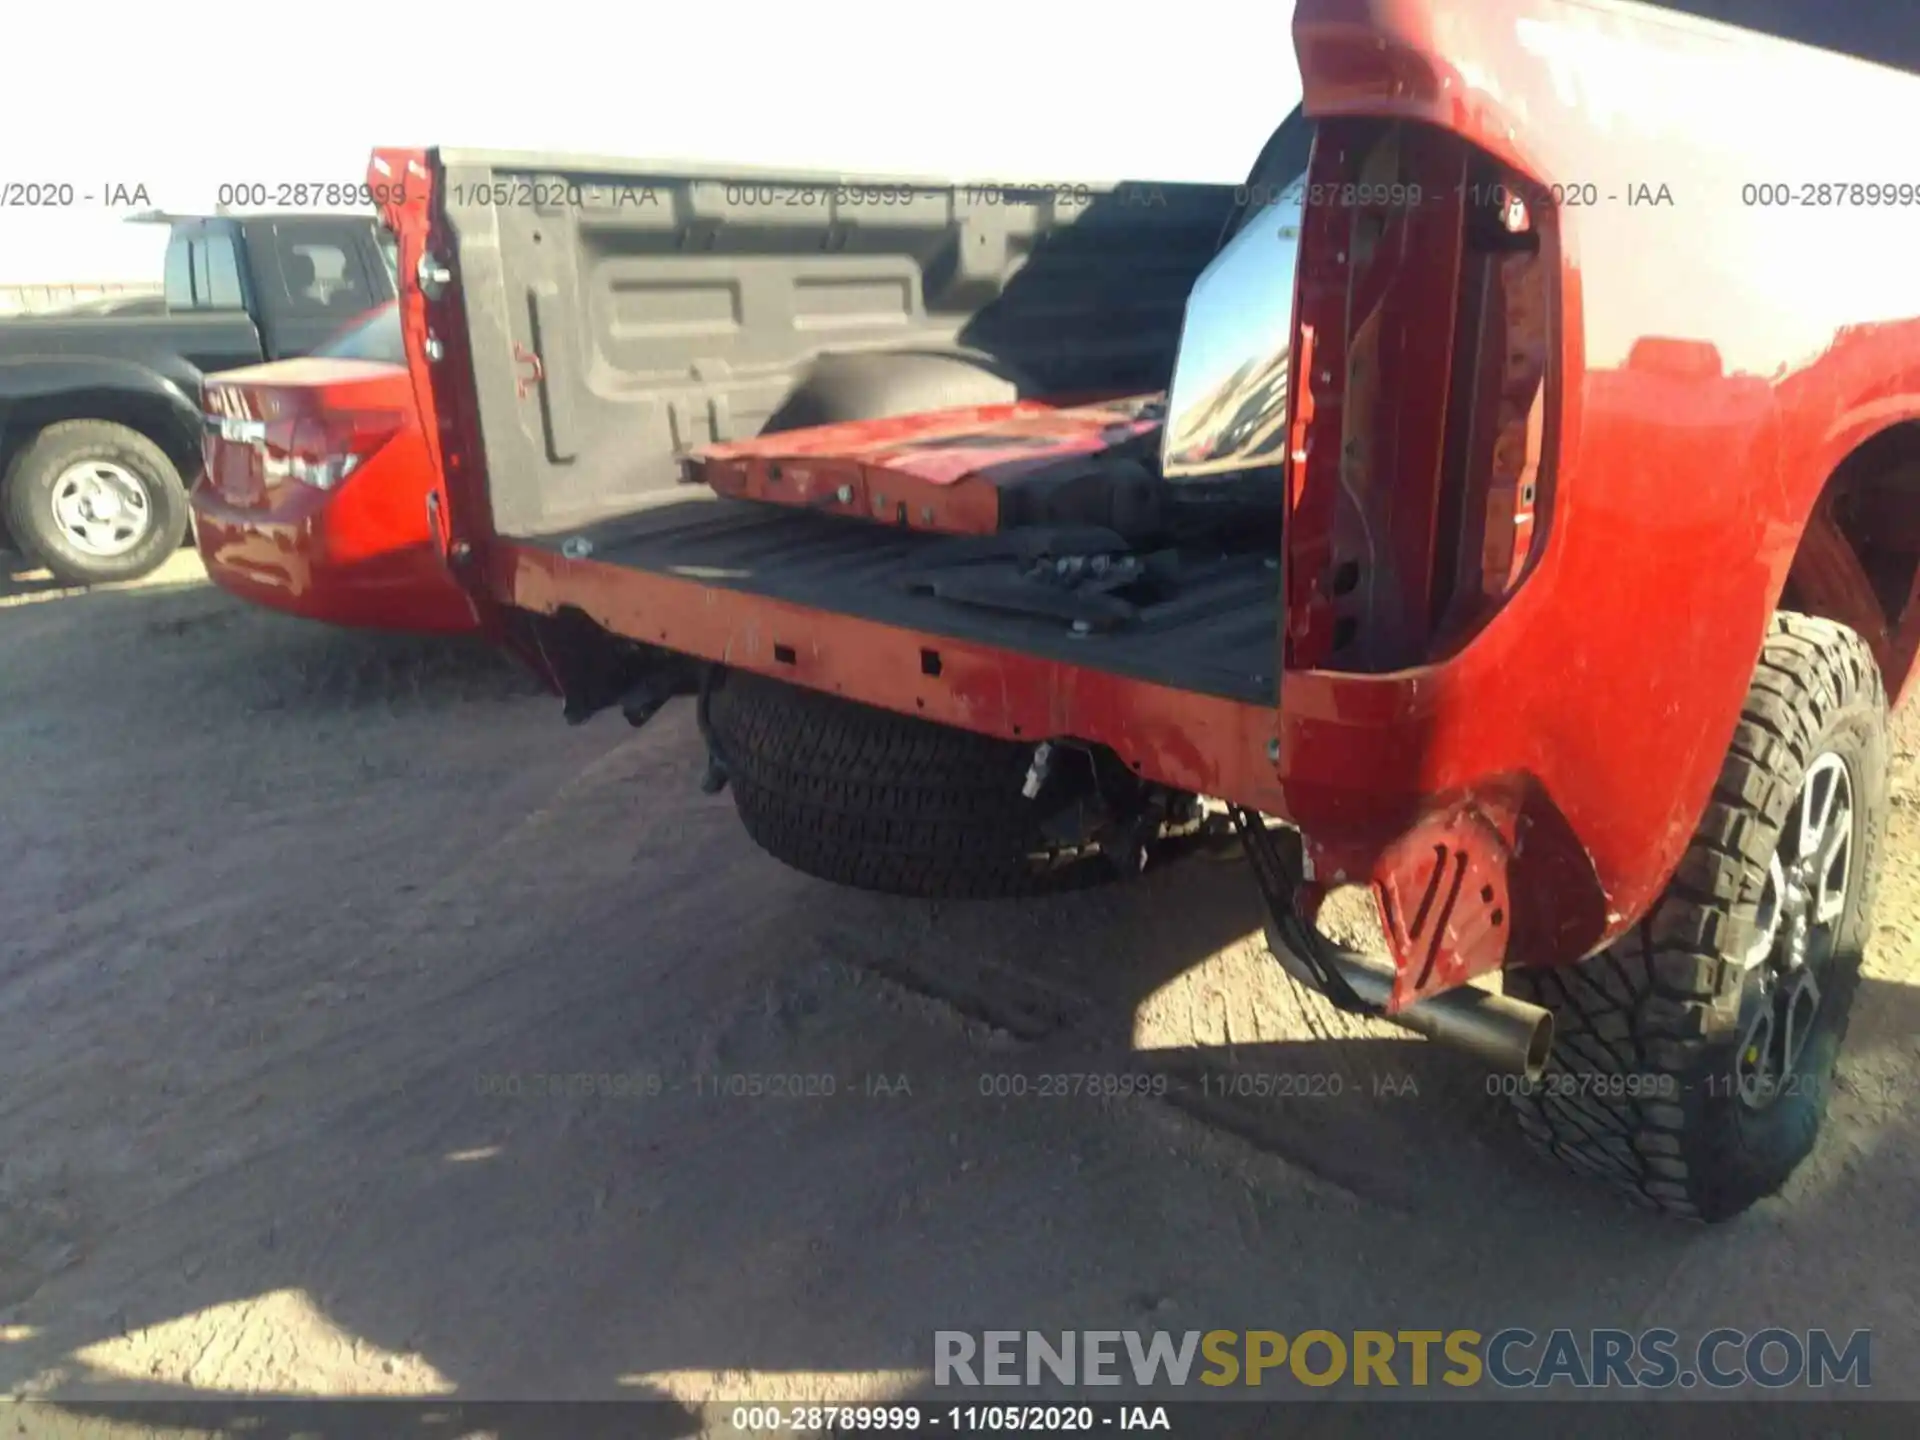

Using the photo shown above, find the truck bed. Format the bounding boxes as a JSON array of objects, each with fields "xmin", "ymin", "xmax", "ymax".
[
  {"xmin": 431, "ymin": 149, "xmax": 1238, "ymax": 541},
  {"xmin": 539, "ymin": 494, "xmax": 1282, "ymax": 704}
]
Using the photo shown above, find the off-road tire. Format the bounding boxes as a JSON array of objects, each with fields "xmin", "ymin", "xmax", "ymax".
[
  {"xmin": 3, "ymin": 420, "xmax": 190, "ymax": 585},
  {"xmin": 705, "ymin": 670, "xmax": 1100, "ymax": 898},
  {"xmin": 1506, "ymin": 613, "xmax": 1888, "ymax": 1220}
]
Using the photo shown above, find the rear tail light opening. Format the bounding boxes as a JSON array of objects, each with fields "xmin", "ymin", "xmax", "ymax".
[{"xmin": 205, "ymin": 396, "xmax": 405, "ymax": 493}]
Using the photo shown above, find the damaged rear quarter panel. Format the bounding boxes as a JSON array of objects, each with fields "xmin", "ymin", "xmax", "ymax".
[{"xmin": 1285, "ymin": 0, "xmax": 1920, "ymax": 972}]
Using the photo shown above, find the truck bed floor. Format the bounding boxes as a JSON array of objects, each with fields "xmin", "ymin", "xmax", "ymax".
[{"xmin": 534, "ymin": 496, "xmax": 1280, "ymax": 705}]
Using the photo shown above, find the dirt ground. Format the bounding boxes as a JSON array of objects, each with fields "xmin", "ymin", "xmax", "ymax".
[{"xmin": 3, "ymin": 548, "xmax": 1920, "ymax": 1426}]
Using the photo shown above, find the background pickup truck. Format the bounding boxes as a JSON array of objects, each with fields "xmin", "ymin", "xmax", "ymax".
[
  {"xmin": 0, "ymin": 212, "xmax": 396, "ymax": 585},
  {"xmin": 387, "ymin": 0, "xmax": 1920, "ymax": 1221}
]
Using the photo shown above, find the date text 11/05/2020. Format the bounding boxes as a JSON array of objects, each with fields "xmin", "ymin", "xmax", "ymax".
[
  {"xmin": 140, "ymin": 176, "xmax": 1920, "ymax": 216},
  {"xmin": 732, "ymin": 1405, "xmax": 1171, "ymax": 1433},
  {"xmin": 482, "ymin": 178, "xmax": 1920, "ymax": 212},
  {"xmin": 471, "ymin": 1070, "xmax": 915, "ymax": 1100},
  {"xmin": 471, "ymin": 1070, "xmax": 1176, "ymax": 1101},
  {"xmin": 1233, "ymin": 179, "xmax": 1920, "ymax": 210},
  {"xmin": 1488, "ymin": 1069, "xmax": 1911, "ymax": 1104},
  {"xmin": 471, "ymin": 1068, "xmax": 1447, "ymax": 1102}
]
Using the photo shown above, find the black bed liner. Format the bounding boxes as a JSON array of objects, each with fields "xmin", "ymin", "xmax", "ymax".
[{"xmin": 541, "ymin": 495, "xmax": 1281, "ymax": 705}]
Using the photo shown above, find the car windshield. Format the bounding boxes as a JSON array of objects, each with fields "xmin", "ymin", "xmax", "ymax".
[{"xmin": 314, "ymin": 301, "xmax": 404, "ymax": 365}]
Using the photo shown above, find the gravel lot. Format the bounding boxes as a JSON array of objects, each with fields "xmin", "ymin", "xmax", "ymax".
[{"xmin": 3, "ymin": 549, "xmax": 1920, "ymax": 1424}]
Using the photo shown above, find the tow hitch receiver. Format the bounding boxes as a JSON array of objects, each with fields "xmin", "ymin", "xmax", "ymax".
[{"xmin": 1229, "ymin": 808, "xmax": 1554, "ymax": 1079}]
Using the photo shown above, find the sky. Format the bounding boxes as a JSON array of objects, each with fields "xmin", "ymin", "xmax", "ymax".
[{"xmin": 0, "ymin": 0, "xmax": 1301, "ymax": 285}]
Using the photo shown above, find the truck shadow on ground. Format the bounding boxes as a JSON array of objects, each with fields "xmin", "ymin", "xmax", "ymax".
[
  {"xmin": 5, "ymin": 594, "xmax": 1916, "ymax": 1430},
  {"xmin": 790, "ymin": 849, "xmax": 1534, "ymax": 1215}
]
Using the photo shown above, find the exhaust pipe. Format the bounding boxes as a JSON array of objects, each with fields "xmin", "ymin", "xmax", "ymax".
[{"xmin": 1267, "ymin": 927, "xmax": 1554, "ymax": 1080}]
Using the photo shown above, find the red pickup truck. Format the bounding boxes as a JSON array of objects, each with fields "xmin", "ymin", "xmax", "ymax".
[{"xmin": 378, "ymin": 0, "xmax": 1920, "ymax": 1220}]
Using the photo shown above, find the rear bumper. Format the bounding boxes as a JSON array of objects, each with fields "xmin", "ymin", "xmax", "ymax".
[
  {"xmin": 192, "ymin": 472, "xmax": 475, "ymax": 635},
  {"xmin": 491, "ymin": 528, "xmax": 1608, "ymax": 1005}
]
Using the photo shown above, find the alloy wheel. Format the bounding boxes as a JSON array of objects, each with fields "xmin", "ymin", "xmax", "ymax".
[{"xmin": 1734, "ymin": 751, "xmax": 1854, "ymax": 1109}]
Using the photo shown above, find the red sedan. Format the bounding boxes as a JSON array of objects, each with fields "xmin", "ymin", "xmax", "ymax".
[{"xmin": 192, "ymin": 302, "xmax": 476, "ymax": 634}]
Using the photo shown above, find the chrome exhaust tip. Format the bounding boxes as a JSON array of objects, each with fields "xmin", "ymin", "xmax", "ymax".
[{"xmin": 1266, "ymin": 926, "xmax": 1554, "ymax": 1081}]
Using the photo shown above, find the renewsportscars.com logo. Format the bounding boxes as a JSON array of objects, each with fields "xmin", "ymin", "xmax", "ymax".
[{"xmin": 933, "ymin": 1328, "xmax": 1872, "ymax": 1390}]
